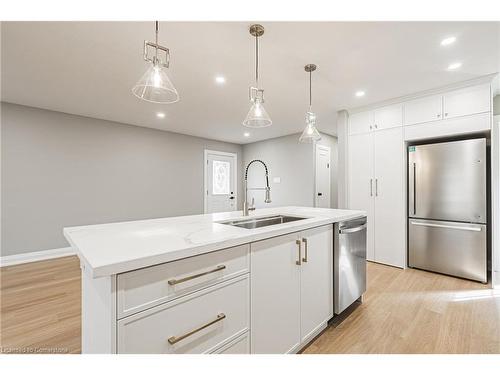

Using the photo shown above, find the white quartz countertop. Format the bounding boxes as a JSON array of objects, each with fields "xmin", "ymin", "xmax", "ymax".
[{"xmin": 64, "ymin": 206, "xmax": 366, "ymax": 278}]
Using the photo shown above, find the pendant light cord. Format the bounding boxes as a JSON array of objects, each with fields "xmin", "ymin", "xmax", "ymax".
[
  {"xmin": 309, "ymin": 70, "xmax": 312, "ymax": 111},
  {"xmin": 155, "ymin": 21, "xmax": 159, "ymax": 64},
  {"xmin": 255, "ymin": 34, "xmax": 259, "ymax": 88}
]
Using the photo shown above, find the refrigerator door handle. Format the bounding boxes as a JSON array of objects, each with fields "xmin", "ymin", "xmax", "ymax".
[
  {"xmin": 409, "ymin": 221, "xmax": 482, "ymax": 232},
  {"xmin": 412, "ymin": 163, "xmax": 416, "ymax": 215}
]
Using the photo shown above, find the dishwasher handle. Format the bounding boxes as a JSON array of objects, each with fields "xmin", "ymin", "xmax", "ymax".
[{"xmin": 339, "ymin": 223, "xmax": 367, "ymax": 234}]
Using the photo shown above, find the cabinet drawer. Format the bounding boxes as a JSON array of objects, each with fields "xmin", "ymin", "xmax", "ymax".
[
  {"xmin": 212, "ymin": 332, "xmax": 250, "ymax": 354},
  {"xmin": 117, "ymin": 275, "xmax": 250, "ymax": 354},
  {"xmin": 117, "ymin": 244, "xmax": 249, "ymax": 318}
]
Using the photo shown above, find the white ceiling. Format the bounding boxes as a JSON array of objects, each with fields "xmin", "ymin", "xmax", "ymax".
[{"xmin": 1, "ymin": 21, "xmax": 499, "ymax": 144}]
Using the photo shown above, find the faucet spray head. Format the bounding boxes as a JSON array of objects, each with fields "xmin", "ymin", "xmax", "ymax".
[{"xmin": 265, "ymin": 187, "xmax": 272, "ymax": 203}]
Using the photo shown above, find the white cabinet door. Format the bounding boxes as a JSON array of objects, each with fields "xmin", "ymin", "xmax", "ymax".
[
  {"xmin": 348, "ymin": 133, "xmax": 375, "ymax": 261},
  {"xmin": 299, "ymin": 225, "xmax": 333, "ymax": 342},
  {"xmin": 404, "ymin": 95, "xmax": 443, "ymax": 126},
  {"xmin": 349, "ymin": 110, "xmax": 373, "ymax": 135},
  {"xmin": 374, "ymin": 104, "xmax": 403, "ymax": 130},
  {"xmin": 250, "ymin": 233, "xmax": 301, "ymax": 354},
  {"xmin": 373, "ymin": 127, "xmax": 405, "ymax": 267},
  {"xmin": 443, "ymin": 84, "xmax": 491, "ymax": 119}
]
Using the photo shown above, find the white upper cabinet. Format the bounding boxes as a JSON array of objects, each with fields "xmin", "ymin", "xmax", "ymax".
[
  {"xmin": 373, "ymin": 104, "xmax": 403, "ymax": 130},
  {"xmin": 349, "ymin": 105, "xmax": 402, "ymax": 135},
  {"xmin": 443, "ymin": 84, "xmax": 491, "ymax": 119},
  {"xmin": 348, "ymin": 110, "xmax": 373, "ymax": 135},
  {"xmin": 403, "ymin": 94, "xmax": 443, "ymax": 126}
]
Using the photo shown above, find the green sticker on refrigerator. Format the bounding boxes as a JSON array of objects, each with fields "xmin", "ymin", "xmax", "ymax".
[{"xmin": 408, "ymin": 146, "xmax": 416, "ymax": 152}]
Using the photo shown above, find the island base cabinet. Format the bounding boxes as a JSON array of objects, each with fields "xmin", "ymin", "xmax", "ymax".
[
  {"xmin": 117, "ymin": 275, "xmax": 250, "ymax": 354},
  {"xmin": 250, "ymin": 225, "xmax": 334, "ymax": 354},
  {"xmin": 300, "ymin": 225, "xmax": 333, "ymax": 342},
  {"xmin": 250, "ymin": 232, "xmax": 301, "ymax": 354}
]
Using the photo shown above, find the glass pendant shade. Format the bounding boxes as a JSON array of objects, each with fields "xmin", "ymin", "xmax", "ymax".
[
  {"xmin": 242, "ymin": 98, "xmax": 272, "ymax": 128},
  {"xmin": 299, "ymin": 111, "xmax": 321, "ymax": 143},
  {"xmin": 132, "ymin": 63, "xmax": 179, "ymax": 104}
]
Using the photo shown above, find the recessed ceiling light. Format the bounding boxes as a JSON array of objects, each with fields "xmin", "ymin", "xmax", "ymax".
[
  {"xmin": 156, "ymin": 112, "xmax": 165, "ymax": 118},
  {"xmin": 243, "ymin": 132, "xmax": 250, "ymax": 137},
  {"xmin": 441, "ymin": 36, "xmax": 457, "ymax": 46},
  {"xmin": 355, "ymin": 91, "xmax": 366, "ymax": 97},
  {"xmin": 215, "ymin": 76, "xmax": 226, "ymax": 84},
  {"xmin": 447, "ymin": 62, "xmax": 462, "ymax": 70}
]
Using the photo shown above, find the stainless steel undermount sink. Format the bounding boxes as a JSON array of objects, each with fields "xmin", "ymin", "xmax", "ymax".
[{"xmin": 220, "ymin": 215, "xmax": 307, "ymax": 229}]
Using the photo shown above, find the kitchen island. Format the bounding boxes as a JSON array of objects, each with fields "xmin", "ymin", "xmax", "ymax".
[{"xmin": 64, "ymin": 206, "xmax": 365, "ymax": 354}]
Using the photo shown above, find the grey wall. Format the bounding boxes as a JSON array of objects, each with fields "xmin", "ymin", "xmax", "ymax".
[
  {"xmin": 242, "ymin": 132, "xmax": 338, "ymax": 209},
  {"xmin": 1, "ymin": 103, "xmax": 243, "ymax": 256}
]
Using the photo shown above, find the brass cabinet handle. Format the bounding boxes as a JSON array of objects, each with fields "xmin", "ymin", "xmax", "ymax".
[
  {"xmin": 167, "ymin": 313, "xmax": 226, "ymax": 345},
  {"xmin": 167, "ymin": 265, "xmax": 226, "ymax": 285},
  {"xmin": 295, "ymin": 239, "xmax": 302, "ymax": 265},
  {"xmin": 302, "ymin": 238, "xmax": 308, "ymax": 262},
  {"xmin": 370, "ymin": 178, "xmax": 373, "ymax": 197}
]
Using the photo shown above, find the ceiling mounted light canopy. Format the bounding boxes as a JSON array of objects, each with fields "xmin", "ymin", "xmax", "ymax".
[
  {"xmin": 299, "ymin": 64, "xmax": 321, "ymax": 143},
  {"xmin": 243, "ymin": 24, "xmax": 272, "ymax": 128},
  {"xmin": 132, "ymin": 21, "xmax": 179, "ymax": 104}
]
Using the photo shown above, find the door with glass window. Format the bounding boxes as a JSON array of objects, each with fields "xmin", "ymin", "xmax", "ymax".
[{"xmin": 205, "ymin": 150, "xmax": 237, "ymax": 213}]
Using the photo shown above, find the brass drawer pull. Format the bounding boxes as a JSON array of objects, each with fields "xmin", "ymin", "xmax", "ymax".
[
  {"xmin": 302, "ymin": 238, "xmax": 308, "ymax": 262},
  {"xmin": 295, "ymin": 239, "xmax": 302, "ymax": 265},
  {"xmin": 167, "ymin": 265, "xmax": 226, "ymax": 285},
  {"xmin": 167, "ymin": 313, "xmax": 226, "ymax": 345}
]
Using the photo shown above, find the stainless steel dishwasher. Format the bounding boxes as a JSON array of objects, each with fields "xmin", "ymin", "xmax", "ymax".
[{"xmin": 334, "ymin": 217, "xmax": 367, "ymax": 314}]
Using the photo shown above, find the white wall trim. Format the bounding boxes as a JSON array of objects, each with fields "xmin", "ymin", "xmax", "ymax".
[
  {"xmin": 0, "ymin": 247, "xmax": 76, "ymax": 267},
  {"xmin": 203, "ymin": 149, "xmax": 238, "ymax": 214}
]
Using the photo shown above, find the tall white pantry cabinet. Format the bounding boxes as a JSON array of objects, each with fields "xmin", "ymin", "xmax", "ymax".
[{"xmin": 348, "ymin": 106, "xmax": 405, "ymax": 267}]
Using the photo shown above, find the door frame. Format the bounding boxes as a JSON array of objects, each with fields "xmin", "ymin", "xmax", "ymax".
[
  {"xmin": 204, "ymin": 149, "xmax": 238, "ymax": 214},
  {"xmin": 314, "ymin": 144, "xmax": 331, "ymax": 208}
]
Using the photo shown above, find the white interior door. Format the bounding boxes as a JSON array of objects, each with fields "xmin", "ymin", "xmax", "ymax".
[
  {"xmin": 204, "ymin": 150, "xmax": 237, "ymax": 213},
  {"xmin": 315, "ymin": 145, "xmax": 331, "ymax": 208}
]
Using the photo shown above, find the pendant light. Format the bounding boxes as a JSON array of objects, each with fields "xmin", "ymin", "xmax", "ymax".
[
  {"xmin": 243, "ymin": 24, "xmax": 272, "ymax": 128},
  {"xmin": 132, "ymin": 21, "xmax": 179, "ymax": 104},
  {"xmin": 299, "ymin": 64, "xmax": 321, "ymax": 143}
]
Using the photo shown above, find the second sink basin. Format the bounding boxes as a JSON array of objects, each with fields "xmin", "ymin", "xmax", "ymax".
[{"xmin": 220, "ymin": 215, "xmax": 307, "ymax": 229}]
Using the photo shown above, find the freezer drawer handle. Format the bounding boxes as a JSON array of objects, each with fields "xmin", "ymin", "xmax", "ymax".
[
  {"xmin": 410, "ymin": 221, "xmax": 482, "ymax": 232},
  {"xmin": 339, "ymin": 223, "xmax": 367, "ymax": 234}
]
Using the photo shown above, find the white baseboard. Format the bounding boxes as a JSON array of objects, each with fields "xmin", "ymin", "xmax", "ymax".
[{"xmin": 0, "ymin": 247, "xmax": 76, "ymax": 267}]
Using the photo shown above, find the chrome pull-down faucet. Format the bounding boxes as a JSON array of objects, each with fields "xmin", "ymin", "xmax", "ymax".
[{"xmin": 243, "ymin": 159, "xmax": 271, "ymax": 216}]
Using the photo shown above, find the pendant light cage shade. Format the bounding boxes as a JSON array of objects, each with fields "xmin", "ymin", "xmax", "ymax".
[
  {"xmin": 132, "ymin": 21, "xmax": 179, "ymax": 104},
  {"xmin": 132, "ymin": 63, "xmax": 179, "ymax": 104}
]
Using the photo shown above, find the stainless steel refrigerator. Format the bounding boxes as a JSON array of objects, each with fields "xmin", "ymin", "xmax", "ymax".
[{"xmin": 408, "ymin": 138, "xmax": 487, "ymax": 283}]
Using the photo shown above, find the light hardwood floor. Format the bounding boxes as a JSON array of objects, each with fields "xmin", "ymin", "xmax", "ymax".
[
  {"xmin": 1, "ymin": 256, "xmax": 499, "ymax": 354},
  {"xmin": 0, "ymin": 256, "xmax": 81, "ymax": 354}
]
